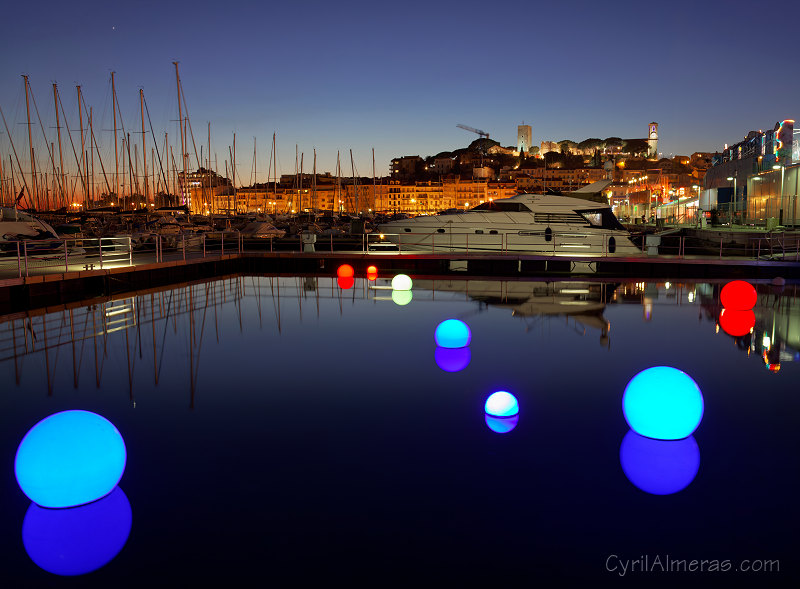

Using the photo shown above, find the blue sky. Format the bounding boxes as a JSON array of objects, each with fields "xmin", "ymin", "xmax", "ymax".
[{"xmin": 1, "ymin": 0, "xmax": 798, "ymax": 182}]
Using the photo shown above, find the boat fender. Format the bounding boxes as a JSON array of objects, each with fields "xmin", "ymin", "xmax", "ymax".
[
  {"xmin": 545, "ymin": 227, "xmax": 552, "ymax": 242},
  {"xmin": 609, "ymin": 236, "xmax": 616, "ymax": 254}
]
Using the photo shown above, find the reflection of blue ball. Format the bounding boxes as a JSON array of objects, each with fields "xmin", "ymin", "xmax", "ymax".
[
  {"xmin": 620, "ymin": 430, "xmax": 700, "ymax": 495},
  {"xmin": 434, "ymin": 319, "xmax": 471, "ymax": 348},
  {"xmin": 15, "ymin": 410, "xmax": 127, "ymax": 508},
  {"xmin": 622, "ymin": 366, "xmax": 703, "ymax": 440},
  {"xmin": 434, "ymin": 346, "xmax": 471, "ymax": 372},
  {"xmin": 485, "ymin": 414, "xmax": 519, "ymax": 434},
  {"xmin": 23, "ymin": 486, "xmax": 132, "ymax": 576},
  {"xmin": 484, "ymin": 391, "xmax": 519, "ymax": 417}
]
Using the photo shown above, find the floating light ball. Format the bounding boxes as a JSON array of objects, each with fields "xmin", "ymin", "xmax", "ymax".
[
  {"xmin": 392, "ymin": 289, "xmax": 412, "ymax": 306},
  {"xmin": 23, "ymin": 487, "xmax": 132, "ymax": 576},
  {"xmin": 434, "ymin": 319, "xmax": 472, "ymax": 348},
  {"xmin": 719, "ymin": 308, "xmax": 755, "ymax": 337},
  {"xmin": 366, "ymin": 265, "xmax": 378, "ymax": 281},
  {"xmin": 337, "ymin": 275, "xmax": 354, "ymax": 290},
  {"xmin": 391, "ymin": 274, "xmax": 412, "ymax": 291},
  {"xmin": 485, "ymin": 414, "xmax": 519, "ymax": 434},
  {"xmin": 622, "ymin": 367, "xmax": 703, "ymax": 440},
  {"xmin": 484, "ymin": 391, "xmax": 519, "ymax": 417},
  {"xmin": 720, "ymin": 280, "xmax": 757, "ymax": 310},
  {"xmin": 15, "ymin": 410, "xmax": 126, "ymax": 508},
  {"xmin": 336, "ymin": 264, "xmax": 354, "ymax": 279},
  {"xmin": 434, "ymin": 346, "xmax": 471, "ymax": 372},
  {"xmin": 620, "ymin": 430, "xmax": 700, "ymax": 495}
]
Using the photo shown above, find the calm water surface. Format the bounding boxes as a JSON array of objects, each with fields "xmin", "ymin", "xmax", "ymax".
[{"xmin": 1, "ymin": 275, "xmax": 798, "ymax": 585}]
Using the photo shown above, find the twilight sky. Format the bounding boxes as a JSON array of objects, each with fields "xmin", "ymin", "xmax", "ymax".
[{"xmin": 1, "ymin": 0, "xmax": 798, "ymax": 182}]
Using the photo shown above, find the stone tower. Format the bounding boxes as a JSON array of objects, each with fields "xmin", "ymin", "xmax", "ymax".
[{"xmin": 648, "ymin": 122, "xmax": 658, "ymax": 158}]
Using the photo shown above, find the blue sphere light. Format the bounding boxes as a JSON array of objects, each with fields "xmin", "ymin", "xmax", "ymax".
[
  {"xmin": 484, "ymin": 391, "xmax": 519, "ymax": 417},
  {"xmin": 622, "ymin": 367, "xmax": 703, "ymax": 440},
  {"xmin": 23, "ymin": 486, "xmax": 132, "ymax": 576},
  {"xmin": 391, "ymin": 289, "xmax": 412, "ymax": 306},
  {"xmin": 485, "ymin": 414, "xmax": 519, "ymax": 434},
  {"xmin": 15, "ymin": 410, "xmax": 127, "ymax": 508},
  {"xmin": 434, "ymin": 319, "xmax": 472, "ymax": 348},
  {"xmin": 391, "ymin": 274, "xmax": 413, "ymax": 291},
  {"xmin": 620, "ymin": 430, "xmax": 700, "ymax": 495},
  {"xmin": 434, "ymin": 346, "xmax": 471, "ymax": 372}
]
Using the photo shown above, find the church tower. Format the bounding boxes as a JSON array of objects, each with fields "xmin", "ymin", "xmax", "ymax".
[{"xmin": 648, "ymin": 122, "xmax": 658, "ymax": 158}]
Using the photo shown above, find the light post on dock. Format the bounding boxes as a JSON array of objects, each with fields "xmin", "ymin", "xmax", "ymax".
[{"xmin": 726, "ymin": 174, "xmax": 737, "ymax": 226}]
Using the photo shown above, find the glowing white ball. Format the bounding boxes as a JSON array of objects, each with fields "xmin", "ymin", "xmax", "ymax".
[
  {"xmin": 484, "ymin": 391, "xmax": 519, "ymax": 417},
  {"xmin": 391, "ymin": 274, "xmax": 412, "ymax": 291}
]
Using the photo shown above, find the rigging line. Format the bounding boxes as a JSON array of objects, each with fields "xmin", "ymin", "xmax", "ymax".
[
  {"xmin": 0, "ymin": 104, "xmax": 32, "ymax": 198},
  {"xmin": 142, "ymin": 95, "xmax": 168, "ymax": 192},
  {"xmin": 28, "ymin": 85, "xmax": 59, "ymax": 195},
  {"xmin": 177, "ymin": 76, "xmax": 201, "ymax": 170},
  {"xmin": 80, "ymin": 93, "xmax": 113, "ymax": 195},
  {"xmin": 57, "ymin": 93, "xmax": 88, "ymax": 195}
]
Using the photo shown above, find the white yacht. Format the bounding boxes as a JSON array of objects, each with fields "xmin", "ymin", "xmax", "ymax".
[
  {"xmin": 0, "ymin": 207, "xmax": 59, "ymax": 245},
  {"xmin": 377, "ymin": 191, "xmax": 640, "ymax": 257}
]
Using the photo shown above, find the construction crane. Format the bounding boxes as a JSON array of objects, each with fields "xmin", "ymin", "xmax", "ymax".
[{"xmin": 456, "ymin": 124, "xmax": 490, "ymax": 139}]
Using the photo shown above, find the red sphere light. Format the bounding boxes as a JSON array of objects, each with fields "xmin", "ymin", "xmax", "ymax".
[
  {"xmin": 719, "ymin": 308, "xmax": 755, "ymax": 337},
  {"xmin": 337, "ymin": 276, "xmax": 354, "ymax": 290},
  {"xmin": 337, "ymin": 264, "xmax": 354, "ymax": 279},
  {"xmin": 366, "ymin": 265, "xmax": 378, "ymax": 281},
  {"xmin": 720, "ymin": 280, "xmax": 757, "ymax": 311}
]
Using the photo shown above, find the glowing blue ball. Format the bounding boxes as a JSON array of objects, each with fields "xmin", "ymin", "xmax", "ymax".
[
  {"xmin": 434, "ymin": 346, "xmax": 471, "ymax": 372},
  {"xmin": 391, "ymin": 274, "xmax": 412, "ymax": 291},
  {"xmin": 15, "ymin": 410, "xmax": 127, "ymax": 508},
  {"xmin": 23, "ymin": 486, "xmax": 132, "ymax": 576},
  {"xmin": 392, "ymin": 289, "xmax": 412, "ymax": 306},
  {"xmin": 622, "ymin": 366, "xmax": 703, "ymax": 440},
  {"xmin": 484, "ymin": 391, "xmax": 519, "ymax": 417},
  {"xmin": 434, "ymin": 319, "xmax": 471, "ymax": 348},
  {"xmin": 485, "ymin": 414, "xmax": 519, "ymax": 434},
  {"xmin": 620, "ymin": 430, "xmax": 700, "ymax": 495}
]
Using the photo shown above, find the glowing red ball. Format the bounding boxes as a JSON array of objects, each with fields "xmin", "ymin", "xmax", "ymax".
[
  {"xmin": 337, "ymin": 276, "xmax": 354, "ymax": 290},
  {"xmin": 720, "ymin": 280, "xmax": 756, "ymax": 311},
  {"xmin": 366, "ymin": 265, "xmax": 378, "ymax": 281},
  {"xmin": 337, "ymin": 264, "xmax": 354, "ymax": 279},
  {"xmin": 719, "ymin": 308, "xmax": 755, "ymax": 337}
]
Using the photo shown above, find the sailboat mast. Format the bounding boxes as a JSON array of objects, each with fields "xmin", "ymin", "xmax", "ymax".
[
  {"xmin": 350, "ymin": 149, "xmax": 357, "ymax": 214},
  {"xmin": 140, "ymin": 89, "xmax": 148, "ymax": 207},
  {"xmin": 23, "ymin": 75, "xmax": 38, "ymax": 209},
  {"xmin": 111, "ymin": 72, "xmax": 120, "ymax": 202},
  {"xmin": 312, "ymin": 149, "xmax": 317, "ymax": 212},
  {"xmin": 53, "ymin": 84, "xmax": 66, "ymax": 208},
  {"xmin": 372, "ymin": 148, "xmax": 376, "ymax": 213},
  {"xmin": 174, "ymin": 62, "xmax": 187, "ymax": 208}
]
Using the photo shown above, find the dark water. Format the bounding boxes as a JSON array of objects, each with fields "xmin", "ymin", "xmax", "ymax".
[{"xmin": 1, "ymin": 275, "xmax": 798, "ymax": 585}]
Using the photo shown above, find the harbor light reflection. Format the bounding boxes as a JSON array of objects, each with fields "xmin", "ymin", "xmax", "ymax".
[{"xmin": 620, "ymin": 430, "xmax": 700, "ymax": 495}]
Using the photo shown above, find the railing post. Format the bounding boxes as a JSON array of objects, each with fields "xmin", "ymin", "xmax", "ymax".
[
  {"xmin": 398, "ymin": 233, "xmax": 402, "ymax": 254},
  {"xmin": 128, "ymin": 237, "xmax": 132, "ymax": 266},
  {"xmin": 203, "ymin": 233, "xmax": 206, "ymax": 258},
  {"xmin": 17, "ymin": 241, "xmax": 21, "ymax": 278},
  {"xmin": 182, "ymin": 234, "xmax": 186, "ymax": 262},
  {"xmin": 432, "ymin": 232, "xmax": 435, "ymax": 254},
  {"xmin": 23, "ymin": 241, "xmax": 28, "ymax": 277},
  {"xmin": 719, "ymin": 237, "xmax": 723, "ymax": 260},
  {"xmin": 99, "ymin": 238, "xmax": 104, "ymax": 269},
  {"xmin": 221, "ymin": 232, "xmax": 224, "ymax": 257},
  {"xmin": 757, "ymin": 239, "xmax": 761, "ymax": 261},
  {"xmin": 64, "ymin": 239, "xmax": 69, "ymax": 272},
  {"xmin": 239, "ymin": 231, "xmax": 243, "ymax": 255}
]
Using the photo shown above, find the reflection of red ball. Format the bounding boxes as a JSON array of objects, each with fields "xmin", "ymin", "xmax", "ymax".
[
  {"xmin": 719, "ymin": 308, "xmax": 755, "ymax": 337},
  {"xmin": 366, "ymin": 265, "xmax": 378, "ymax": 281},
  {"xmin": 337, "ymin": 264, "xmax": 354, "ymax": 279},
  {"xmin": 720, "ymin": 280, "xmax": 756, "ymax": 310},
  {"xmin": 337, "ymin": 276, "xmax": 354, "ymax": 290}
]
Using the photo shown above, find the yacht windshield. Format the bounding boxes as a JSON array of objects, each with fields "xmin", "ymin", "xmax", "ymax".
[
  {"xmin": 577, "ymin": 209, "xmax": 625, "ymax": 230},
  {"xmin": 471, "ymin": 201, "xmax": 532, "ymax": 212}
]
